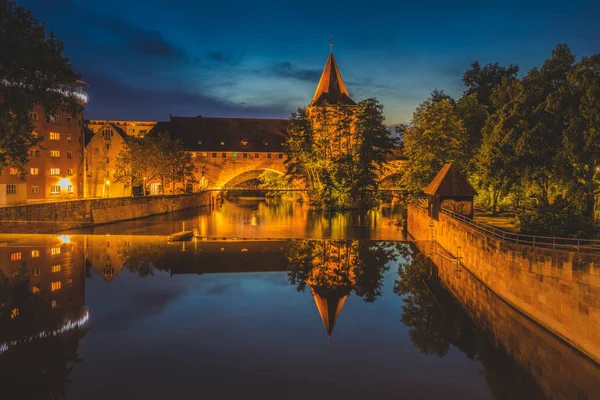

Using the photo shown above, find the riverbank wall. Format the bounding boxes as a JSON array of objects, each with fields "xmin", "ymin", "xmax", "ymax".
[
  {"xmin": 407, "ymin": 203, "xmax": 600, "ymax": 364},
  {"xmin": 0, "ymin": 192, "xmax": 211, "ymax": 233}
]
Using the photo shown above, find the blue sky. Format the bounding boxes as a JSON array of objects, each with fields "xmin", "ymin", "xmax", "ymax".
[{"xmin": 20, "ymin": 0, "xmax": 600, "ymax": 124}]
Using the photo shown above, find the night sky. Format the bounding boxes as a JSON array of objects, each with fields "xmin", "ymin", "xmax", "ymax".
[{"xmin": 20, "ymin": 0, "xmax": 600, "ymax": 124}]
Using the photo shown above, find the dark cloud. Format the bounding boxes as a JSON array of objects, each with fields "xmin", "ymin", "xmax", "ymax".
[
  {"xmin": 95, "ymin": 17, "xmax": 184, "ymax": 60},
  {"xmin": 84, "ymin": 72, "xmax": 291, "ymax": 120},
  {"xmin": 267, "ymin": 62, "xmax": 322, "ymax": 82}
]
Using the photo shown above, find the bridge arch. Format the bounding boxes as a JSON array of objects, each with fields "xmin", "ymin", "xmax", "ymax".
[{"xmin": 221, "ymin": 168, "xmax": 284, "ymax": 189}]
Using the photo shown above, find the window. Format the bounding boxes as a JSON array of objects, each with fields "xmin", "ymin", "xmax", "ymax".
[
  {"xmin": 9, "ymin": 168, "xmax": 17, "ymax": 175},
  {"xmin": 31, "ymin": 250, "xmax": 40, "ymax": 258},
  {"xmin": 221, "ymin": 153, "xmax": 226, "ymax": 158},
  {"xmin": 264, "ymin": 141, "xmax": 269, "ymax": 147},
  {"xmin": 106, "ymin": 157, "xmax": 110, "ymax": 164},
  {"xmin": 243, "ymin": 153, "xmax": 247, "ymax": 159},
  {"xmin": 50, "ymin": 168, "xmax": 60, "ymax": 176},
  {"xmin": 51, "ymin": 246, "xmax": 61, "ymax": 255},
  {"xmin": 30, "ymin": 168, "xmax": 39, "ymax": 175},
  {"xmin": 104, "ymin": 266, "xmax": 115, "ymax": 277},
  {"xmin": 279, "ymin": 153, "xmax": 283, "ymax": 159},
  {"xmin": 212, "ymin": 153, "xmax": 217, "ymax": 158},
  {"xmin": 241, "ymin": 140, "xmax": 248, "ymax": 146},
  {"xmin": 67, "ymin": 117, "xmax": 72, "ymax": 125},
  {"xmin": 51, "ymin": 264, "xmax": 61, "ymax": 273},
  {"xmin": 32, "ymin": 268, "xmax": 40, "ymax": 276},
  {"xmin": 67, "ymin": 151, "xmax": 73, "ymax": 159},
  {"xmin": 78, "ymin": 119, "xmax": 81, "ymax": 126},
  {"xmin": 267, "ymin": 153, "xmax": 272, "ymax": 159},
  {"xmin": 66, "ymin": 134, "xmax": 72, "ymax": 141},
  {"xmin": 10, "ymin": 252, "xmax": 22, "ymax": 261},
  {"xmin": 128, "ymin": 128, "xmax": 135, "ymax": 133},
  {"xmin": 51, "ymin": 281, "xmax": 61, "ymax": 291},
  {"xmin": 6, "ymin": 185, "xmax": 17, "ymax": 195},
  {"xmin": 201, "ymin": 152, "xmax": 207, "ymax": 157},
  {"xmin": 32, "ymin": 150, "xmax": 40, "ymax": 157},
  {"xmin": 49, "ymin": 114, "xmax": 59, "ymax": 123},
  {"xmin": 32, "ymin": 286, "xmax": 40, "ymax": 294},
  {"xmin": 220, "ymin": 141, "xmax": 225, "ymax": 146},
  {"xmin": 50, "ymin": 150, "xmax": 60, "ymax": 158},
  {"xmin": 30, "ymin": 112, "xmax": 38, "ymax": 120},
  {"xmin": 103, "ymin": 127, "xmax": 112, "ymax": 140},
  {"xmin": 232, "ymin": 152, "xmax": 237, "ymax": 158},
  {"xmin": 32, "ymin": 131, "xmax": 38, "ymax": 138},
  {"xmin": 68, "ymin": 168, "xmax": 73, "ymax": 176},
  {"xmin": 191, "ymin": 152, "xmax": 196, "ymax": 158},
  {"xmin": 67, "ymin": 185, "xmax": 73, "ymax": 194},
  {"xmin": 31, "ymin": 186, "xmax": 40, "ymax": 194},
  {"xmin": 106, "ymin": 144, "xmax": 110, "ymax": 150},
  {"xmin": 65, "ymin": 278, "xmax": 73, "ymax": 285},
  {"xmin": 52, "ymin": 300, "xmax": 58, "ymax": 308},
  {"xmin": 254, "ymin": 153, "xmax": 259, "ymax": 158},
  {"xmin": 50, "ymin": 132, "xmax": 60, "ymax": 140},
  {"xmin": 50, "ymin": 185, "xmax": 60, "ymax": 194}
]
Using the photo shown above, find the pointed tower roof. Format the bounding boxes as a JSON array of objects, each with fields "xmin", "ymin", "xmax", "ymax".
[
  {"xmin": 423, "ymin": 163, "xmax": 477, "ymax": 196},
  {"xmin": 310, "ymin": 53, "xmax": 356, "ymax": 106},
  {"xmin": 311, "ymin": 288, "xmax": 348, "ymax": 342}
]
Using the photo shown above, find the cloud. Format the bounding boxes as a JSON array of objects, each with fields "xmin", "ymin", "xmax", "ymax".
[{"xmin": 267, "ymin": 62, "xmax": 322, "ymax": 83}]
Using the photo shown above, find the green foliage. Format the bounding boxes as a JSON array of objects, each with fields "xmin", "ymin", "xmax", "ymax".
[
  {"xmin": 402, "ymin": 96, "xmax": 469, "ymax": 192},
  {"xmin": 114, "ymin": 132, "xmax": 196, "ymax": 194},
  {"xmin": 517, "ymin": 206, "xmax": 598, "ymax": 238},
  {"xmin": 0, "ymin": 2, "xmax": 83, "ymax": 176},
  {"xmin": 257, "ymin": 170, "xmax": 297, "ymax": 201},
  {"xmin": 285, "ymin": 98, "xmax": 397, "ymax": 211}
]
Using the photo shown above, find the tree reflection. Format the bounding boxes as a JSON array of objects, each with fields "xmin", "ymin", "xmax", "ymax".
[
  {"xmin": 395, "ymin": 246, "xmax": 546, "ymax": 399},
  {"xmin": 117, "ymin": 242, "xmax": 170, "ymax": 277},
  {"xmin": 0, "ymin": 269, "xmax": 87, "ymax": 400}
]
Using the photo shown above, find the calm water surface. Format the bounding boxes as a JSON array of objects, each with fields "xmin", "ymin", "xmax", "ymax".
[{"xmin": 1, "ymin": 200, "xmax": 597, "ymax": 399}]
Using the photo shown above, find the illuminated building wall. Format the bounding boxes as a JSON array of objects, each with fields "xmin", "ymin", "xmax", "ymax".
[{"xmin": 86, "ymin": 120, "xmax": 157, "ymax": 138}]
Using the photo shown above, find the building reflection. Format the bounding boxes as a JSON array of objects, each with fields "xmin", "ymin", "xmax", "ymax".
[
  {"xmin": 396, "ymin": 242, "xmax": 600, "ymax": 400},
  {"xmin": 0, "ymin": 235, "xmax": 88, "ymax": 399}
]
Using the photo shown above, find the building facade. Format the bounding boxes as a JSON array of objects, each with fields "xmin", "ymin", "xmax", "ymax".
[
  {"xmin": 86, "ymin": 120, "xmax": 156, "ymax": 138},
  {"xmin": 0, "ymin": 83, "xmax": 88, "ymax": 205}
]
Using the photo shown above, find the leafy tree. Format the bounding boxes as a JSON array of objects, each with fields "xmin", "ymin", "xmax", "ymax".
[
  {"xmin": 402, "ymin": 95, "xmax": 469, "ymax": 192},
  {"xmin": 0, "ymin": 2, "xmax": 83, "ymax": 176},
  {"xmin": 462, "ymin": 61, "xmax": 519, "ymax": 108}
]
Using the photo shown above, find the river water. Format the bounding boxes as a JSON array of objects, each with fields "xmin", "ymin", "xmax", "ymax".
[{"xmin": 0, "ymin": 199, "xmax": 597, "ymax": 399}]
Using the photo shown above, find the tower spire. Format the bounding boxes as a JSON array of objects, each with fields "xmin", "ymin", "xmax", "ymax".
[{"xmin": 310, "ymin": 50, "xmax": 356, "ymax": 106}]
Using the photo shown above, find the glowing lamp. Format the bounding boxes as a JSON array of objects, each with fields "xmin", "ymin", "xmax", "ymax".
[
  {"xmin": 58, "ymin": 178, "xmax": 70, "ymax": 188},
  {"xmin": 58, "ymin": 235, "xmax": 71, "ymax": 244},
  {"xmin": 106, "ymin": 180, "xmax": 110, "ymax": 185}
]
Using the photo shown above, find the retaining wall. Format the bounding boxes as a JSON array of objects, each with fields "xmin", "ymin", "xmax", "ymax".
[
  {"xmin": 0, "ymin": 192, "xmax": 211, "ymax": 233},
  {"xmin": 408, "ymin": 204, "xmax": 600, "ymax": 364}
]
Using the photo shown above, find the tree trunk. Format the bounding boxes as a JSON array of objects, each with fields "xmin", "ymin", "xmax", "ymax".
[{"xmin": 492, "ymin": 190, "xmax": 500, "ymax": 216}]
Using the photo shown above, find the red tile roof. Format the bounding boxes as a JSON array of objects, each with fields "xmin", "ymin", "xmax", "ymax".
[
  {"xmin": 423, "ymin": 163, "xmax": 477, "ymax": 196},
  {"xmin": 310, "ymin": 53, "xmax": 356, "ymax": 106}
]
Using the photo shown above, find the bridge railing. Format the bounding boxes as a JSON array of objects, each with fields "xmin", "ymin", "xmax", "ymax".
[{"xmin": 440, "ymin": 208, "xmax": 600, "ymax": 252}]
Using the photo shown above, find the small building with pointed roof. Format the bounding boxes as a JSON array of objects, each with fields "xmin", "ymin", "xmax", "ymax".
[{"xmin": 423, "ymin": 163, "xmax": 476, "ymax": 219}]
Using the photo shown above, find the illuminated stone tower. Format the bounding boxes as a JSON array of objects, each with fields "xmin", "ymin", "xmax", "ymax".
[{"xmin": 308, "ymin": 52, "xmax": 358, "ymax": 162}]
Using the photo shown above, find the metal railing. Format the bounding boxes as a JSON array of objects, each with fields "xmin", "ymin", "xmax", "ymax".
[{"xmin": 439, "ymin": 208, "xmax": 600, "ymax": 252}]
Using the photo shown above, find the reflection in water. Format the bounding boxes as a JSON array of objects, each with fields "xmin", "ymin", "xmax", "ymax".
[{"xmin": 0, "ymin": 229, "xmax": 598, "ymax": 399}]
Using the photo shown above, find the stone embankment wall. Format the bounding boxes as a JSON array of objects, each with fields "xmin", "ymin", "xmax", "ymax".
[
  {"xmin": 423, "ymin": 241, "xmax": 600, "ymax": 400},
  {"xmin": 408, "ymin": 204, "xmax": 600, "ymax": 364},
  {"xmin": 0, "ymin": 192, "xmax": 211, "ymax": 233}
]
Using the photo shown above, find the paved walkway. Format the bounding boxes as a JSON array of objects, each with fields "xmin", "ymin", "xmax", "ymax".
[{"xmin": 473, "ymin": 212, "xmax": 519, "ymax": 233}]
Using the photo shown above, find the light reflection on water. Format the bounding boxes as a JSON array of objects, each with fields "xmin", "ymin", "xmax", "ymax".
[{"xmin": 0, "ymin": 200, "xmax": 597, "ymax": 400}]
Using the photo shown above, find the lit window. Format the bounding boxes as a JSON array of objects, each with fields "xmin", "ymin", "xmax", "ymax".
[
  {"xmin": 50, "ymin": 150, "xmax": 60, "ymax": 158},
  {"xmin": 67, "ymin": 151, "xmax": 73, "ymax": 159},
  {"xmin": 49, "ymin": 132, "xmax": 60, "ymax": 140},
  {"xmin": 68, "ymin": 168, "xmax": 73, "ymax": 176},
  {"xmin": 49, "ymin": 114, "xmax": 59, "ymax": 123},
  {"xmin": 51, "ymin": 300, "xmax": 58, "ymax": 308},
  {"xmin": 10, "ymin": 252, "xmax": 22, "ymax": 261},
  {"xmin": 30, "ymin": 168, "xmax": 39, "ymax": 175},
  {"xmin": 51, "ymin": 246, "xmax": 61, "ymax": 255},
  {"xmin": 128, "ymin": 128, "xmax": 135, "ymax": 133},
  {"xmin": 30, "ymin": 186, "xmax": 40, "ymax": 194},
  {"xmin": 32, "ymin": 268, "xmax": 40, "ymax": 276},
  {"xmin": 32, "ymin": 286, "xmax": 40, "ymax": 294},
  {"xmin": 241, "ymin": 140, "xmax": 248, "ymax": 146},
  {"xmin": 201, "ymin": 152, "xmax": 207, "ymax": 157},
  {"xmin": 50, "ymin": 185, "xmax": 60, "ymax": 194},
  {"xmin": 66, "ymin": 134, "xmax": 72, "ymax": 141},
  {"xmin": 220, "ymin": 141, "xmax": 225, "ymax": 146},
  {"xmin": 232, "ymin": 152, "xmax": 237, "ymax": 158},
  {"xmin": 50, "ymin": 168, "xmax": 60, "ymax": 176},
  {"xmin": 264, "ymin": 141, "xmax": 269, "ymax": 147},
  {"xmin": 66, "ymin": 117, "xmax": 72, "ymax": 125},
  {"xmin": 6, "ymin": 184, "xmax": 17, "ymax": 195},
  {"xmin": 10, "ymin": 308, "xmax": 19, "ymax": 318},
  {"xmin": 67, "ymin": 185, "xmax": 73, "ymax": 194},
  {"xmin": 31, "ymin": 250, "xmax": 40, "ymax": 257},
  {"xmin": 51, "ymin": 264, "xmax": 61, "ymax": 273},
  {"xmin": 51, "ymin": 281, "xmax": 61, "ymax": 291},
  {"xmin": 30, "ymin": 112, "xmax": 38, "ymax": 121},
  {"xmin": 9, "ymin": 168, "xmax": 17, "ymax": 175},
  {"xmin": 191, "ymin": 152, "xmax": 196, "ymax": 158},
  {"xmin": 65, "ymin": 278, "xmax": 72, "ymax": 285}
]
